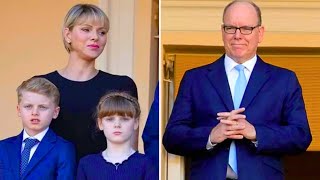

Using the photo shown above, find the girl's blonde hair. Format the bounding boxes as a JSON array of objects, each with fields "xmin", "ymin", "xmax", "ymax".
[{"xmin": 62, "ymin": 4, "xmax": 110, "ymax": 52}]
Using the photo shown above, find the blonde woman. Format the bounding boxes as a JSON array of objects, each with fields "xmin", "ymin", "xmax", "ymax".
[{"xmin": 38, "ymin": 4, "xmax": 137, "ymax": 161}]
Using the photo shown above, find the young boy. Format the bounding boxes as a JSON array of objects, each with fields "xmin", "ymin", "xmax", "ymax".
[{"xmin": 0, "ymin": 77, "xmax": 76, "ymax": 180}]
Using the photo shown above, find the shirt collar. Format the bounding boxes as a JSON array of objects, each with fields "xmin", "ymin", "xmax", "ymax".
[
  {"xmin": 224, "ymin": 54, "xmax": 257, "ymax": 73},
  {"xmin": 22, "ymin": 128, "xmax": 49, "ymax": 142}
]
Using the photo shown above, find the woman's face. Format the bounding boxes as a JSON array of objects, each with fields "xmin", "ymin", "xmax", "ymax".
[{"xmin": 64, "ymin": 18, "xmax": 108, "ymax": 61}]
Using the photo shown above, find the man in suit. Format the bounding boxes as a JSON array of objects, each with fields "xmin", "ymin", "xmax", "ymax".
[
  {"xmin": 0, "ymin": 77, "xmax": 76, "ymax": 180},
  {"xmin": 142, "ymin": 83, "xmax": 159, "ymax": 169},
  {"xmin": 163, "ymin": 1, "xmax": 312, "ymax": 180}
]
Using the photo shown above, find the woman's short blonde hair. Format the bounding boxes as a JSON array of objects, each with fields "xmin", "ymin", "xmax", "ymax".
[{"xmin": 62, "ymin": 4, "xmax": 110, "ymax": 52}]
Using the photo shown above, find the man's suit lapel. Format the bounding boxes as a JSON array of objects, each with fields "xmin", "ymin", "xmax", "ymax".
[
  {"xmin": 241, "ymin": 56, "xmax": 271, "ymax": 108},
  {"xmin": 7, "ymin": 132, "xmax": 23, "ymax": 179},
  {"xmin": 21, "ymin": 129, "xmax": 56, "ymax": 179},
  {"xmin": 206, "ymin": 55, "xmax": 271, "ymax": 112},
  {"xmin": 206, "ymin": 55, "xmax": 234, "ymax": 111}
]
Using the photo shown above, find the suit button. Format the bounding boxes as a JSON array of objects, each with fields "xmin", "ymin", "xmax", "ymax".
[{"xmin": 226, "ymin": 147, "xmax": 230, "ymax": 150}]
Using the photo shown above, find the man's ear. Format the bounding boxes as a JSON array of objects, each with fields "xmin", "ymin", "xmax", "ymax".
[{"xmin": 258, "ymin": 25, "xmax": 265, "ymax": 43}]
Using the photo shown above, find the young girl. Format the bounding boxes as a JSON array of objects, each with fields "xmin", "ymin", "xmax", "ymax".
[
  {"xmin": 76, "ymin": 92, "xmax": 158, "ymax": 180},
  {"xmin": 38, "ymin": 4, "xmax": 137, "ymax": 161}
]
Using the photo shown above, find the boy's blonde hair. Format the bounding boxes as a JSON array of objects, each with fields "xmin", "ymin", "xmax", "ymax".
[
  {"xmin": 96, "ymin": 92, "xmax": 140, "ymax": 124},
  {"xmin": 62, "ymin": 4, "xmax": 110, "ymax": 52},
  {"xmin": 17, "ymin": 77, "xmax": 60, "ymax": 106}
]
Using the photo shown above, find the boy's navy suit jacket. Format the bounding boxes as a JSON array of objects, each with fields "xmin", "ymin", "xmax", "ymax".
[{"xmin": 0, "ymin": 128, "xmax": 76, "ymax": 180}]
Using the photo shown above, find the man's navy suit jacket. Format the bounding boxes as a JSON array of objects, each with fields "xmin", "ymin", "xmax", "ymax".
[
  {"xmin": 0, "ymin": 129, "xmax": 76, "ymax": 180},
  {"xmin": 163, "ymin": 55, "xmax": 312, "ymax": 180},
  {"xmin": 142, "ymin": 83, "xmax": 159, "ymax": 169}
]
